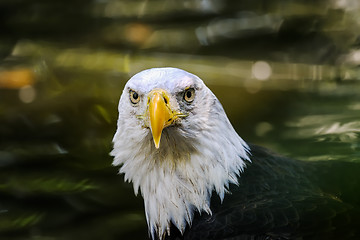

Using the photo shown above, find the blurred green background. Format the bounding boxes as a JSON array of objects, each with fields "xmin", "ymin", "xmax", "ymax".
[{"xmin": 1, "ymin": 0, "xmax": 360, "ymax": 239}]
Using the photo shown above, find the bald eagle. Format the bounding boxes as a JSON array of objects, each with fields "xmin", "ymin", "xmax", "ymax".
[{"xmin": 111, "ymin": 68, "xmax": 360, "ymax": 240}]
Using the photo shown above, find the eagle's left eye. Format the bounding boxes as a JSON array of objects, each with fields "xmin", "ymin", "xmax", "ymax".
[
  {"xmin": 183, "ymin": 88, "xmax": 195, "ymax": 103},
  {"xmin": 129, "ymin": 90, "xmax": 140, "ymax": 104}
]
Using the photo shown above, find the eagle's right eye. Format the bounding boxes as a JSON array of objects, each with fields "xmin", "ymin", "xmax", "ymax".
[{"xmin": 129, "ymin": 90, "xmax": 140, "ymax": 104}]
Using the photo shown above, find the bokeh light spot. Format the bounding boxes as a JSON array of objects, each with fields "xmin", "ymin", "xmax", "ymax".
[
  {"xmin": 19, "ymin": 85, "xmax": 36, "ymax": 103},
  {"xmin": 252, "ymin": 61, "xmax": 272, "ymax": 81}
]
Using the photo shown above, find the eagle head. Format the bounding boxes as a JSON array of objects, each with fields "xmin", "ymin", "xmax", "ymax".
[{"xmin": 111, "ymin": 67, "xmax": 250, "ymax": 239}]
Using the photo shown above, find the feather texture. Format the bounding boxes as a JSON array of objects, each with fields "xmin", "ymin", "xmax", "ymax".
[{"xmin": 111, "ymin": 68, "xmax": 250, "ymax": 239}]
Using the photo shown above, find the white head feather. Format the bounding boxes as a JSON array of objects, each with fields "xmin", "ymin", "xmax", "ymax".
[{"xmin": 110, "ymin": 67, "xmax": 250, "ymax": 239}]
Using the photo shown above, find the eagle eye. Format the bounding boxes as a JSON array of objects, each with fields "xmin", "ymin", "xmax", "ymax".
[
  {"xmin": 129, "ymin": 90, "xmax": 140, "ymax": 104},
  {"xmin": 183, "ymin": 88, "xmax": 195, "ymax": 103}
]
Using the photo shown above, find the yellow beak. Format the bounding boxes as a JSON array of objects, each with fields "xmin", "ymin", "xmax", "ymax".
[{"xmin": 148, "ymin": 90, "xmax": 172, "ymax": 149}]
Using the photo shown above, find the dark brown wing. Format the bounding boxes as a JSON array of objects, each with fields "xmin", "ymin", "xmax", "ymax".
[{"xmin": 167, "ymin": 144, "xmax": 360, "ymax": 240}]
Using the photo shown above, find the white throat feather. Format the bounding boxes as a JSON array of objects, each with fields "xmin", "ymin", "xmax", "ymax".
[{"xmin": 110, "ymin": 68, "xmax": 250, "ymax": 240}]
